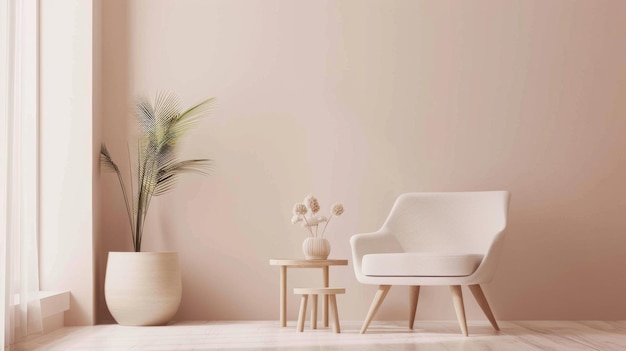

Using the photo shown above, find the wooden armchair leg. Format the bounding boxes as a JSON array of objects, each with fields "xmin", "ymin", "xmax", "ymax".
[
  {"xmin": 469, "ymin": 284, "xmax": 500, "ymax": 331},
  {"xmin": 450, "ymin": 285, "xmax": 469, "ymax": 336},
  {"xmin": 409, "ymin": 286, "xmax": 420, "ymax": 330},
  {"xmin": 360, "ymin": 285, "xmax": 391, "ymax": 334}
]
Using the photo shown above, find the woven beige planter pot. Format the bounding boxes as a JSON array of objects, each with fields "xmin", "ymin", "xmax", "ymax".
[{"xmin": 105, "ymin": 252, "xmax": 182, "ymax": 326}]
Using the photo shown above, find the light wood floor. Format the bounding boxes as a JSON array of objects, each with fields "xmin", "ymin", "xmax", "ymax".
[{"xmin": 17, "ymin": 320, "xmax": 626, "ymax": 351}]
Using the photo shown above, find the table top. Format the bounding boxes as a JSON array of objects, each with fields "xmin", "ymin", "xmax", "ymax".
[{"xmin": 269, "ymin": 259, "xmax": 348, "ymax": 267}]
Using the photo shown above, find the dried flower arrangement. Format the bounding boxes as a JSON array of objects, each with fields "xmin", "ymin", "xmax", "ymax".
[{"xmin": 291, "ymin": 194, "xmax": 344, "ymax": 238}]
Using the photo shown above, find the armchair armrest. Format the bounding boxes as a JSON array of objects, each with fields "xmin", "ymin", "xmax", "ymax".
[
  {"xmin": 467, "ymin": 228, "xmax": 507, "ymax": 284},
  {"xmin": 350, "ymin": 231, "xmax": 402, "ymax": 282}
]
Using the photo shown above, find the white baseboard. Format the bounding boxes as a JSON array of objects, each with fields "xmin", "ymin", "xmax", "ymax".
[
  {"xmin": 13, "ymin": 291, "xmax": 70, "ymax": 335},
  {"xmin": 40, "ymin": 291, "xmax": 70, "ymax": 333}
]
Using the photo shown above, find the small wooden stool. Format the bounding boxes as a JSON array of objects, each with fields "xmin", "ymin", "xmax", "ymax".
[{"xmin": 293, "ymin": 287, "xmax": 345, "ymax": 333}]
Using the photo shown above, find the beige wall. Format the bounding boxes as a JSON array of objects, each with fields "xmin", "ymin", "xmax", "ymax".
[{"xmin": 98, "ymin": 0, "xmax": 626, "ymax": 322}]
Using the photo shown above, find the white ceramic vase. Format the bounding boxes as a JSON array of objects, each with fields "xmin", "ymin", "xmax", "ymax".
[
  {"xmin": 303, "ymin": 237, "xmax": 331, "ymax": 260},
  {"xmin": 105, "ymin": 252, "xmax": 182, "ymax": 326}
]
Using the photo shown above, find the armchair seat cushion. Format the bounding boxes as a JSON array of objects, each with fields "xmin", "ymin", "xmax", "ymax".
[{"xmin": 362, "ymin": 252, "xmax": 484, "ymax": 277}]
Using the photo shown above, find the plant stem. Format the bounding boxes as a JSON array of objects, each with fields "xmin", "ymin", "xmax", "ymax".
[
  {"xmin": 107, "ymin": 160, "xmax": 135, "ymax": 246},
  {"xmin": 126, "ymin": 143, "xmax": 136, "ymax": 244},
  {"xmin": 321, "ymin": 214, "xmax": 334, "ymax": 238},
  {"xmin": 301, "ymin": 216, "xmax": 314, "ymax": 237},
  {"xmin": 135, "ymin": 143, "xmax": 151, "ymax": 252}
]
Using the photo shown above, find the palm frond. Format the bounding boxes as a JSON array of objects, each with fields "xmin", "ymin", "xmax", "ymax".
[
  {"xmin": 153, "ymin": 91, "xmax": 181, "ymax": 148},
  {"xmin": 100, "ymin": 143, "xmax": 136, "ymax": 246},
  {"xmin": 154, "ymin": 159, "xmax": 212, "ymax": 196},
  {"xmin": 164, "ymin": 97, "xmax": 215, "ymax": 145},
  {"xmin": 100, "ymin": 144, "xmax": 119, "ymax": 172},
  {"xmin": 135, "ymin": 97, "xmax": 157, "ymax": 136}
]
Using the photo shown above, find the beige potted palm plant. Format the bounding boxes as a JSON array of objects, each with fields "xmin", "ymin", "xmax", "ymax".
[{"xmin": 101, "ymin": 92, "xmax": 214, "ymax": 326}]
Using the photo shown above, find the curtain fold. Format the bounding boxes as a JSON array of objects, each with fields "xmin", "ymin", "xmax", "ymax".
[{"xmin": 1, "ymin": 0, "xmax": 43, "ymax": 349}]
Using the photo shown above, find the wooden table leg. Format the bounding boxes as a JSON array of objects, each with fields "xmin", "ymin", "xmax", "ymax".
[
  {"xmin": 280, "ymin": 266, "xmax": 287, "ymax": 327},
  {"xmin": 323, "ymin": 266, "xmax": 329, "ymax": 327}
]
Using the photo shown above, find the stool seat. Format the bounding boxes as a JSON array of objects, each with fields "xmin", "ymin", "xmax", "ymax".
[
  {"xmin": 293, "ymin": 287, "xmax": 345, "ymax": 333},
  {"xmin": 293, "ymin": 287, "xmax": 346, "ymax": 295}
]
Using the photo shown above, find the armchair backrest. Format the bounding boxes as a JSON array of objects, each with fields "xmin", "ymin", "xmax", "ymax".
[{"xmin": 381, "ymin": 191, "xmax": 510, "ymax": 255}]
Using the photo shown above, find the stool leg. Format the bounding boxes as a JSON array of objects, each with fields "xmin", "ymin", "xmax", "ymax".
[
  {"xmin": 297, "ymin": 294, "xmax": 308, "ymax": 332},
  {"xmin": 330, "ymin": 294, "xmax": 340, "ymax": 333},
  {"xmin": 311, "ymin": 294, "xmax": 318, "ymax": 329}
]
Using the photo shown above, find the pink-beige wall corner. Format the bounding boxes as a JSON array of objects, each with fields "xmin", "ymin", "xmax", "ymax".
[{"xmin": 97, "ymin": 0, "xmax": 626, "ymax": 322}]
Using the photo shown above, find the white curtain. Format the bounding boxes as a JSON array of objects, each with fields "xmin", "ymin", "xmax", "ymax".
[{"xmin": 1, "ymin": 0, "xmax": 43, "ymax": 349}]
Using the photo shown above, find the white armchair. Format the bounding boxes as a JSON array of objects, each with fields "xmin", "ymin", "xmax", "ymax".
[{"xmin": 350, "ymin": 191, "xmax": 510, "ymax": 336}]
